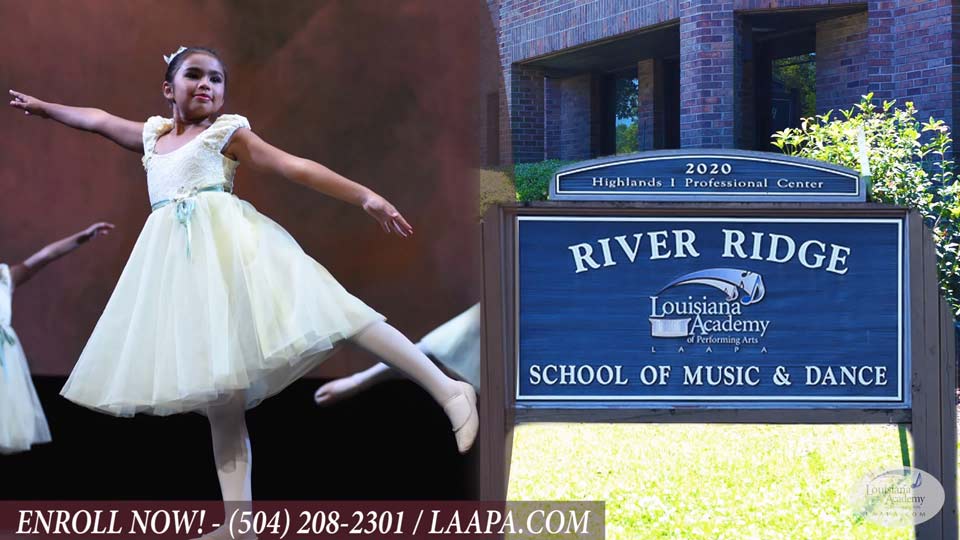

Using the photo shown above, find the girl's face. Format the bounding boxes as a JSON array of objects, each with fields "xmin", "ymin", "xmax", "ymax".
[{"xmin": 162, "ymin": 53, "xmax": 225, "ymax": 119}]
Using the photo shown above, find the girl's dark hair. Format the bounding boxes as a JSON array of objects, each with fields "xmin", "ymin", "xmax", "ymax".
[{"xmin": 164, "ymin": 46, "xmax": 227, "ymax": 83}]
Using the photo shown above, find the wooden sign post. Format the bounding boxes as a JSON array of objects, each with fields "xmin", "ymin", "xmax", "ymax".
[{"xmin": 480, "ymin": 152, "xmax": 957, "ymax": 539}]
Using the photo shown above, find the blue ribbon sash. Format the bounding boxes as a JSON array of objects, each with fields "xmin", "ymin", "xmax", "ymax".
[{"xmin": 151, "ymin": 184, "xmax": 231, "ymax": 258}]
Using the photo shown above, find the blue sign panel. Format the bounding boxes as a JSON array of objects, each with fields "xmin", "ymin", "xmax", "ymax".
[
  {"xmin": 550, "ymin": 150, "xmax": 865, "ymax": 202},
  {"xmin": 516, "ymin": 216, "xmax": 906, "ymax": 406}
]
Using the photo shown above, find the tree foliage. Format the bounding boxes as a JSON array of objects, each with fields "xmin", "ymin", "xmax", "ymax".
[
  {"xmin": 772, "ymin": 94, "xmax": 960, "ymax": 314},
  {"xmin": 616, "ymin": 122, "xmax": 639, "ymax": 154},
  {"xmin": 614, "ymin": 77, "xmax": 638, "ymax": 121}
]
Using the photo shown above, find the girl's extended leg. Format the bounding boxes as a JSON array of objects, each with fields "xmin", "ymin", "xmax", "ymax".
[
  {"xmin": 193, "ymin": 394, "xmax": 254, "ymax": 540},
  {"xmin": 314, "ymin": 344, "xmax": 464, "ymax": 406},
  {"xmin": 350, "ymin": 321, "xmax": 478, "ymax": 453},
  {"xmin": 314, "ymin": 362, "xmax": 400, "ymax": 406}
]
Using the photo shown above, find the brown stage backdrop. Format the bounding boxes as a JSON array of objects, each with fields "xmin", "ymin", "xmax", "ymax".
[{"xmin": 0, "ymin": 1, "xmax": 489, "ymax": 377}]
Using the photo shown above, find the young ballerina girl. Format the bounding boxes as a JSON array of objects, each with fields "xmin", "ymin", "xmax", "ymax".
[
  {"xmin": 9, "ymin": 45, "xmax": 477, "ymax": 524},
  {"xmin": 0, "ymin": 222, "xmax": 114, "ymax": 454}
]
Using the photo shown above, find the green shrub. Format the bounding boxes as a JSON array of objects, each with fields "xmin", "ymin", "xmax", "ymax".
[
  {"xmin": 772, "ymin": 94, "xmax": 960, "ymax": 314},
  {"xmin": 513, "ymin": 160, "xmax": 577, "ymax": 202}
]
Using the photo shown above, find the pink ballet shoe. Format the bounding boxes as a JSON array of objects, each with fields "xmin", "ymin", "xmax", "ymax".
[{"xmin": 442, "ymin": 381, "xmax": 478, "ymax": 454}]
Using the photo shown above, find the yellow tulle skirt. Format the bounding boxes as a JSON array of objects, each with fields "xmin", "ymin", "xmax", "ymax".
[{"xmin": 61, "ymin": 192, "xmax": 384, "ymax": 416}]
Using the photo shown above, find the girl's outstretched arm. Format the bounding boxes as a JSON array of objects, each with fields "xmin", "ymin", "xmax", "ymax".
[
  {"xmin": 8, "ymin": 90, "xmax": 143, "ymax": 152},
  {"xmin": 225, "ymin": 129, "xmax": 414, "ymax": 237},
  {"xmin": 10, "ymin": 222, "xmax": 115, "ymax": 289}
]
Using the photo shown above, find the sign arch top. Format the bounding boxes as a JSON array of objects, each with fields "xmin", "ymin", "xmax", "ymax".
[{"xmin": 550, "ymin": 149, "xmax": 865, "ymax": 202}]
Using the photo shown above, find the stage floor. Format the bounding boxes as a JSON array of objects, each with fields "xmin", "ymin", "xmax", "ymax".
[{"xmin": 2, "ymin": 377, "xmax": 475, "ymax": 500}]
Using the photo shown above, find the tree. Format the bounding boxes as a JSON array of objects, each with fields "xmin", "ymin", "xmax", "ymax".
[
  {"xmin": 614, "ymin": 77, "xmax": 638, "ymax": 121},
  {"xmin": 773, "ymin": 94, "xmax": 960, "ymax": 314}
]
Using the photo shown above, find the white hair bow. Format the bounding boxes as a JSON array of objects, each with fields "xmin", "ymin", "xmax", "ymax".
[{"xmin": 163, "ymin": 46, "xmax": 188, "ymax": 65}]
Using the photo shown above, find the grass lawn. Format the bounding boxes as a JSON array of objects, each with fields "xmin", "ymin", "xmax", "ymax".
[{"xmin": 507, "ymin": 423, "xmax": 936, "ymax": 539}]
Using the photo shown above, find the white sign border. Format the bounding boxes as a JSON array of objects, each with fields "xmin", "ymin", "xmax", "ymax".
[
  {"xmin": 554, "ymin": 154, "xmax": 861, "ymax": 197},
  {"xmin": 514, "ymin": 216, "xmax": 905, "ymax": 404}
]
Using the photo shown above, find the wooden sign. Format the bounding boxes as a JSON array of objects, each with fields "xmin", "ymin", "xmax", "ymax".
[{"xmin": 481, "ymin": 203, "xmax": 956, "ymax": 540}]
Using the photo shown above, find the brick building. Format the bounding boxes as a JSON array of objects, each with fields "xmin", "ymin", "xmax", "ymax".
[{"xmin": 482, "ymin": 0, "xmax": 958, "ymax": 165}]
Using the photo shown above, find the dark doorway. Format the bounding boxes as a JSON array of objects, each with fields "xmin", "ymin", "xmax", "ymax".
[
  {"xmin": 744, "ymin": 5, "xmax": 864, "ymax": 150},
  {"xmin": 770, "ymin": 54, "xmax": 816, "ymax": 137},
  {"xmin": 599, "ymin": 59, "xmax": 680, "ymax": 156},
  {"xmin": 527, "ymin": 23, "xmax": 680, "ymax": 159}
]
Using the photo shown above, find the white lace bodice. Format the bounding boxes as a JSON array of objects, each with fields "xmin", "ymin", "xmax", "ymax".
[
  {"xmin": 142, "ymin": 114, "xmax": 250, "ymax": 206},
  {"xmin": 0, "ymin": 264, "xmax": 13, "ymax": 327}
]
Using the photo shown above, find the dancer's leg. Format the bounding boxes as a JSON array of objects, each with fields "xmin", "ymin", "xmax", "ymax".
[
  {"xmin": 351, "ymin": 322, "xmax": 458, "ymax": 404},
  {"xmin": 193, "ymin": 394, "xmax": 254, "ymax": 540},
  {"xmin": 350, "ymin": 321, "xmax": 478, "ymax": 453},
  {"xmin": 208, "ymin": 394, "xmax": 252, "ymax": 501},
  {"xmin": 314, "ymin": 344, "xmax": 464, "ymax": 407},
  {"xmin": 314, "ymin": 362, "xmax": 400, "ymax": 406}
]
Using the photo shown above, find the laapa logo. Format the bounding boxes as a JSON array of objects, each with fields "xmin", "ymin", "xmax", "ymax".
[
  {"xmin": 661, "ymin": 268, "xmax": 766, "ymax": 306},
  {"xmin": 649, "ymin": 268, "xmax": 769, "ymax": 340},
  {"xmin": 850, "ymin": 466, "xmax": 946, "ymax": 526}
]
